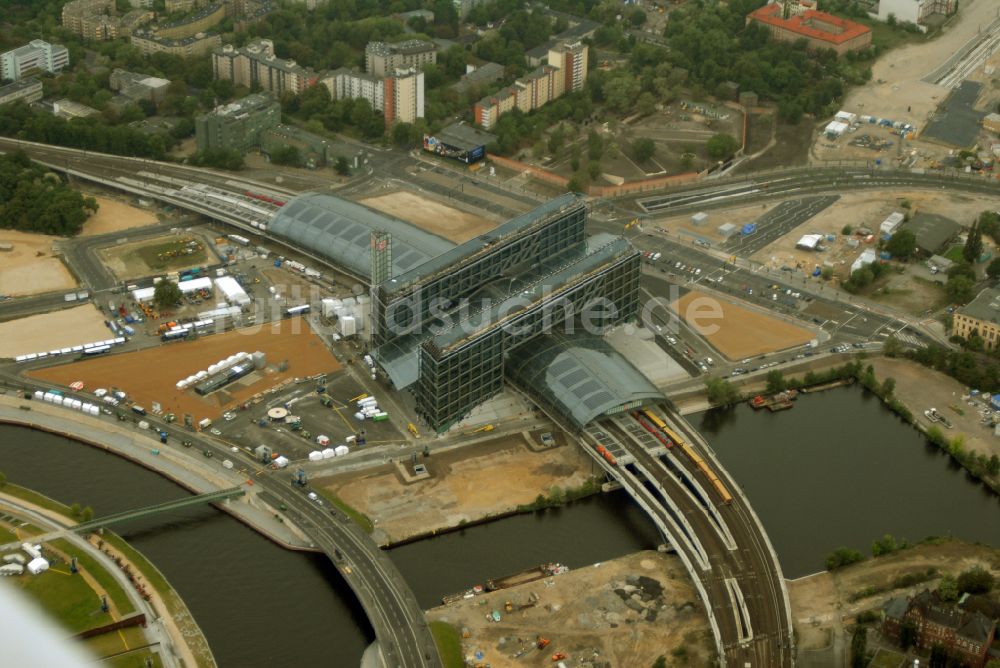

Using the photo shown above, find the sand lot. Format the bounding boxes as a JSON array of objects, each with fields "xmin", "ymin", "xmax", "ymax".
[
  {"xmin": 672, "ymin": 290, "xmax": 814, "ymax": 360},
  {"xmin": 429, "ymin": 550, "xmax": 713, "ymax": 668},
  {"xmin": 80, "ymin": 195, "xmax": 159, "ymax": 237},
  {"xmin": 359, "ymin": 191, "xmax": 496, "ymax": 244},
  {"xmin": 0, "ymin": 305, "xmax": 110, "ymax": 358},
  {"xmin": 838, "ymin": 0, "xmax": 998, "ymax": 136},
  {"xmin": 751, "ymin": 190, "xmax": 996, "ymax": 278},
  {"xmin": 317, "ymin": 432, "xmax": 596, "ymax": 543},
  {"xmin": 790, "ymin": 540, "xmax": 1000, "ymax": 651},
  {"xmin": 29, "ymin": 318, "xmax": 341, "ymax": 421},
  {"xmin": 0, "ymin": 230, "xmax": 77, "ymax": 297}
]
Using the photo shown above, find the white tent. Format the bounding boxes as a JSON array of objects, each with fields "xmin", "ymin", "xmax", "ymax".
[
  {"xmin": 27, "ymin": 557, "xmax": 49, "ymax": 575},
  {"xmin": 824, "ymin": 120, "xmax": 848, "ymax": 137},
  {"xmin": 796, "ymin": 234, "xmax": 823, "ymax": 250}
]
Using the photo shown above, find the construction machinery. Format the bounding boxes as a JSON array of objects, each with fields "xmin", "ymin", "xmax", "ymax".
[
  {"xmin": 407, "ymin": 422, "xmax": 420, "ymax": 438},
  {"xmin": 463, "ymin": 424, "xmax": 495, "ymax": 436},
  {"xmin": 292, "ymin": 468, "xmax": 307, "ymax": 487}
]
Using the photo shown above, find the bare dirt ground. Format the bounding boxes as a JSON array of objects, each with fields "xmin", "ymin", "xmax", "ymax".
[
  {"xmin": 651, "ymin": 201, "xmax": 781, "ymax": 244},
  {"xmin": 316, "ymin": 431, "xmax": 597, "ymax": 543},
  {"xmin": 790, "ymin": 540, "xmax": 1000, "ymax": 651},
  {"xmin": 29, "ymin": 318, "xmax": 341, "ymax": 421},
  {"xmin": 750, "ymin": 190, "xmax": 996, "ymax": 279},
  {"xmin": 359, "ymin": 191, "xmax": 496, "ymax": 244},
  {"xmin": 672, "ymin": 290, "xmax": 814, "ymax": 360},
  {"xmin": 839, "ymin": 0, "xmax": 997, "ymax": 137},
  {"xmin": 0, "ymin": 305, "xmax": 109, "ymax": 358},
  {"xmin": 870, "ymin": 356, "xmax": 1000, "ymax": 460},
  {"xmin": 79, "ymin": 195, "xmax": 159, "ymax": 237},
  {"xmin": 0, "ymin": 230, "xmax": 77, "ymax": 297},
  {"xmin": 97, "ymin": 232, "xmax": 212, "ymax": 281},
  {"xmin": 429, "ymin": 550, "xmax": 713, "ymax": 668}
]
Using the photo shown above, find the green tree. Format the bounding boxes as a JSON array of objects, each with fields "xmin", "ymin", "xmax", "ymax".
[
  {"xmin": 633, "ymin": 137, "xmax": 656, "ymax": 163},
  {"xmin": 963, "ymin": 219, "xmax": 984, "ymax": 263},
  {"xmin": 850, "ymin": 627, "xmax": 867, "ymax": 668},
  {"xmin": 267, "ymin": 145, "xmax": 302, "ymax": 167},
  {"xmin": 706, "ymin": 133, "xmax": 739, "ymax": 160},
  {"xmin": 80, "ymin": 506, "xmax": 94, "ymax": 522},
  {"xmin": 826, "ymin": 547, "xmax": 864, "ymax": 570},
  {"xmin": 957, "ymin": 565, "xmax": 994, "ymax": 594},
  {"xmin": 900, "ymin": 620, "xmax": 918, "ymax": 650},
  {"xmin": 885, "ymin": 230, "xmax": 917, "ymax": 258},
  {"xmin": 937, "ymin": 574, "xmax": 959, "ymax": 602},
  {"xmin": 651, "ymin": 656, "xmax": 667, "ymax": 668},
  {"xmin": 881, "ymin": 377, "xmax": 896, "ymax": 396},
  {"xmin": 986, "ymin": 257, "xmax": 1000, "ymax": 279},
  {"xmin": 765, "ymin": 370, "xmax": 786, "ymax": 394},
  {"xmin": 70, "ymin": 502, "xmax": 81, "ymax": 518},
  {"xmin": 334, "ymin": 156, "xmax": 350, "ymax": 176},
  {"xmin": 946, "ymin": 276, "xmax": 974, "ymax": 304},
  {"xmin": 637, "ymin": 91, "xmax": 656, "ymax": 116},
  {"xmin": 988, "ymin": 454, "xmax": 1000, "ymax": 476},
  {"xmin": 841, "ymin": 224, "xmax": 853, "ymax": 235},
  {"xmin": 153, "ymin": 280, "xmax": 183, "ymax": 310},
  {"xmin": 883, "ymin": 335, "xmax": 903, "ymax": 357},
  {"xmin": 871, "ymin": 533, "xmax": 898, "ymax": 557},
  {"xmin": 705, "ymin": 377, "xmax": 741, "ymax": 406},
  {"xmin": 587, "ymin": 130, "xmax": 603, "ymax": 161}
]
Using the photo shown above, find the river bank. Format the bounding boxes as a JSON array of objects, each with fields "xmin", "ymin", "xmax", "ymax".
[
  {"xmin": 428, "ymin": 550, "xmax": 713, "ymax": 667},
  {"xmin": 0, "ymin": 487, "xmax": 209, "ymax": 667},
  {"xmin": 314, "ymin": 428, "xmax": 603, "ymax": 545},
  {"xmin": 0, "ymin": 393, "xmax": 318, "ymax": 553}
]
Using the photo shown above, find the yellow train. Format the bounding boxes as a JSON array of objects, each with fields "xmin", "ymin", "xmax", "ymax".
[{"xmin": 642, "ymin": 409, "xmax": 733, "ymax": 505}]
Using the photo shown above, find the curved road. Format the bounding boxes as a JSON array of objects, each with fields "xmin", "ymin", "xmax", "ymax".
[{"xmin": 0, "ymin": 367, "xmax": 440, "ymax": 668}]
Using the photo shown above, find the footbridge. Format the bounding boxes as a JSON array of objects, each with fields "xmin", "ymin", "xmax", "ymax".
[{"xmin": 0, "ymin": 487, "xmax": 246, "ymax": 551}]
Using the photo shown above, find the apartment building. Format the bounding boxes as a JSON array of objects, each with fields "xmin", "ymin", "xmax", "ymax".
[
  {"xmin": 473, "ymin": 42, "xmax": 588, "ymax": 129},
  {"xmin": 0, "ymin": 41, "xmax": 70, "ymax": 81},
  {"xmin": 323, "ymin": 67, "xmax": 424, "ymax": 124},
  {"xmin": 212, "ymin": 39, "xmax": 318, "ymax": 96},
  {"xmin": 365, "ymin": 40, "xmax": 436, "ymax": 76},
  {"xmin": 130, "ymin": 30, "xmax": 221, "ymax": 57}
]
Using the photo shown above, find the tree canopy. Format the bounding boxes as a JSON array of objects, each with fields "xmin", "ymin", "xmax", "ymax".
[
  {"xmin": 884, "ymin": 230, "xmax": 916, "ymax": 259},
  {"xmin": 0, "ymin": 150, "xmax": 97, "ymax": 236},
  {"xmin": 153, "ymin": 280, "xmax": 183, "ymax": 310}
]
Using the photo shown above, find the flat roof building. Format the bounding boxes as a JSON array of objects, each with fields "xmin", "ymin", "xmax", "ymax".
[
  {"xmin": 212, "ymin": 39, "xmax": 319, "ymax": 97},
  {"xmin": 53, "ymin": 99, "xmax": 100, "ymax": 119},
  {"xmin": 195, "ymin": 92, "xmax": 281, "ymax": 153},
  {"xmin": 131, "ymin": 30, "xmax": 221, "ymax": 58},
  {"xmin": 747, "ymin": 4, "xmax": 872, "ymax": 55},
  {"xmin": 422, "ymin": 122, "xmax": 495, "ymax": 163},
  {"xmin": 0, "ymin": 78, "xmax": 43, "ymax": 107},
  {"xmin": 901, "ymin": 212, "xmax": 961, "ymax": 255},
  {"xmin": 0, "ymin": 40, "xmax": 70, "ymax": 81},
  {"xmin": 109, "ymin": 68, "xmax": 171, "ymax": 105},
  {"xmin": 365, "ymin": 40, "xmax": 437, "ymax": 76}
]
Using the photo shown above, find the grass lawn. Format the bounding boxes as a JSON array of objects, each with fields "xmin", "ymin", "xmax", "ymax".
[
  {"xmin": 429, "ymin": 621, "xmax": 464, "ymax": 668},
  {"xmin": 132, "ymin": 238, "xmax": 207, "ymax": 272},
  {"xmin": 82, "ymin": 626, "xmax": 147, "ymax": 658},
  {"xmin": 868, "ymin": 648, "xmax": 906, "ymax": 668},
  {"xmin": 100, "ymin": 533, "xmax": 171, "ymax": 600},
  {"xmin": 317, "ymin": 489, "xmax": 374, "ymax": 534},
  {"xmin": 14, "ymin": 561, "xmax": 114, "ymax": 633},
  {"xmin": 943, "ymin": 245, "xmax": 965, "ymax": 263},
  {"xmin": 0, "ymin": 524, "xmax": 18, "ymax": 543},
  {"xmin": 51, "ymin": 539, "xmax": 135, "ymax": 616},
  {"xmin": 5, "ymin": 483, "xmax": 80, "ymax": 516}
]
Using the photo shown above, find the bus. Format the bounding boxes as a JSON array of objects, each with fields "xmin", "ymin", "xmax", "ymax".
[{"xmin": 284, "ymin": 304, "xmax": 311, "ymax": 318}]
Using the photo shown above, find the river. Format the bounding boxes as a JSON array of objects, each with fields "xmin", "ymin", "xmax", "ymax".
[
  {"xmin": 0, "ymin": 424, "xmax": 658, "ymax": 667},
  {"xmin": 696, "ymin": 386, "xmax": 1000, "ymax": 578},
  {"xmin": 3, "ymin": 386, "xmax": 999, "ymax": 663}
]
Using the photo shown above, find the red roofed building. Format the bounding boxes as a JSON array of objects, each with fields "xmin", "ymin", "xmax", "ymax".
[{"xmin": 747, "ymin": 3, "xmax": 872, "ymax": 56}]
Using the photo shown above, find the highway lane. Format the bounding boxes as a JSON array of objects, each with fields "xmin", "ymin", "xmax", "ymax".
[
  {"xmin": 720, "ymin": 195, "xmax": 840, "ymax": 257},
  {"xmin": 0, "ymin": 366, "xmax": 441, "ymax": 668}
]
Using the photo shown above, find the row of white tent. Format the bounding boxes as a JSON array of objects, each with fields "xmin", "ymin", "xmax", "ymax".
[
  {"xmin": 353, "ymin": 395, "xmax": 387, "ymax": 421},
  {"xmin": 15, "ymin": 337, "xmax": 126, "ymax": 363},
  {"xmin": 307, "ymin": 445, "xmax": 351, "ymax": 461},
  {"xmin": 176, "ymin": 351, "xmax": 251, "ymax": 389},
  {"xmin": 34, "ymin": 391, "xmax": 101, "ymax": 416}
]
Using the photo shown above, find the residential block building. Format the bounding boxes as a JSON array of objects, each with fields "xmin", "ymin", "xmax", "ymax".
[
  {"xmin": 109, "ymin": 68, "xmax": 171, "ymax": 106},
  {"xmin": 365, "ymin": 40, "xmax": 436, "ymax": 77},
  {"xmin": 0, "ymin": 41, "xmax": 70, "ymax": 82},
  {"xmin": 473, "ymin": 41, "xmax": 588, "ymax": 129},
  {"xmin": 212, "ymin": 39, "xmax": 318, "ymax": 97},
  {"xmin": 195, "ymin": 92, "xmax": 281, "ymax": 152},
  {"xmin": 747, "ymin": 3, "xmax": 872, "ymax": 55},
  {"xmin": 131, "ymin": 30, "xmax": 221, "ymax": 58},
  {"xmin": 323, "ymin": 67, "xmax": 424, "ymax": 124},
  {"xmin": 62, "ymin": 0, "xmax": 152, "ymax": 40}
]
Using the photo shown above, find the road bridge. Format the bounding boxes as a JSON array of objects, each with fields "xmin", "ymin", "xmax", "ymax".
[{"xmin": 0, "ymin": 487, "xmax": 245, "ymax": 551}]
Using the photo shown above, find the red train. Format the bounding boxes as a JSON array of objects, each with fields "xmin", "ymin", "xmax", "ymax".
[
  {"xmin": 595, "ymin": 444, "xmax": 617, "ymax": 466},
  {"xmin": 244, "ymin": 191, "xmax": 286, "ymax": 207}
]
